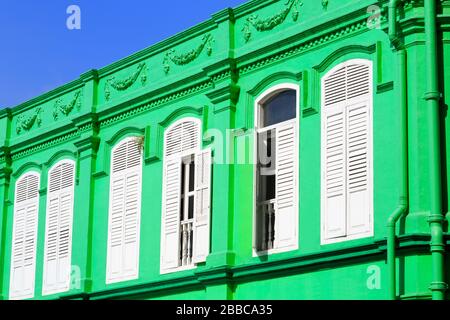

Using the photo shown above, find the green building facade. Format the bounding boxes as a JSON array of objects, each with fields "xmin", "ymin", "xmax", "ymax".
[{"xmin": 1, "ymin": 0, "xmax": 450, "ymax": 300}]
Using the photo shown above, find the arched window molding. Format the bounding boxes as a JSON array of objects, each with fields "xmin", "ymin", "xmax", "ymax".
[
  {"xmin": 9, "ymin": 171, "xmax": 40, "ymax": 300},
  {"xmin": 320, "ymin": 59, "xmax": 374, "ymax": 245}
]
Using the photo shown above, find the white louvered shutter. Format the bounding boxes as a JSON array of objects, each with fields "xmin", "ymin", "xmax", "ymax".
[
  {"xmin": 43, "ymin": 161, "xmax": 75, "ymax": 295},
  {"xmin": 107, "ymin": 138, "xmax": 142, "ymax": 283},
  {"xmin": 321, "ymin": 59, "xmax": 372, "ymax": 242},
  {"xmin": 193, "ymin": 148, "xmax": 212, "ymax": 263},
  {"xmin": 161, "ymin": 158, "xmax": 182, "ymax": 270},
  {"xmin": 10, "ymin": 173, "xmax": 40, "ymax": 300},
  {"xmin": 346, "ymin": 102, "xmax": 371, "ymax": 235},
  {"xmin": 322, "ymin": 105, "xmax": 347, "ymax": 239},
  {"xmin": 274, "ymin": 121, "xmax": 297, "ymax": 250}
]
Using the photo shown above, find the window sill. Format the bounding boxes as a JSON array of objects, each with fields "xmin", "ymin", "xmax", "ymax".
[
  {"xmin": 252, "ymin": 244, "xmax": 298, "ymax": 258},
  {"xmin": 160, "ymin": 264, "xmax": 197, "ymax": 275}
]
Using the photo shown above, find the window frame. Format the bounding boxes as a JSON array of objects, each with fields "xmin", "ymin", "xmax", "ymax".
[
  {"xmin": 42, "ymin": 159, "xmax": 76, "ymax": 296},
  {"xmin": 106, "ymin": 136, "xmax": 143, "ymax": 284},
  {"xmin": 252, "ymin": 83, "xmax": 300, "ymax": 257},
  {"xmin": 320, "ymin": 58, "xmax": 374, "ymax": 245},
  {"xmin": 160, "ymin": 117, "xmax": 202, "ymax": 274},
  {"xmin": 9, "ymin": 171, "xmax": 41, "ymax": 300}
]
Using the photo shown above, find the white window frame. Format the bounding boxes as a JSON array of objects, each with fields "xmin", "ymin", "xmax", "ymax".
[
  {"xmin": 252, "ymin": 83, "xmax": 300, "ymax": 257},
  {"xmin": 42, "ymin": 159, "xmax": 76, "ymax": 296},
  {"xmin": 320, "ymin": 59, "xmax": 374, "ymax": 245},
  {"xmin": 106, "ymin": 136, "xmax": 143, "ymax": 284},
  {"xmin": 9, "ymin": 171, "xmax": 40, "ymax": 300},
  {"xmin": 160, "ymin": 117, "xmax": 201, "ymax": 274}
]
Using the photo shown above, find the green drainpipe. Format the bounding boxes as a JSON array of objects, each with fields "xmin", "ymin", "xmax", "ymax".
[
  {"xmin": 424, "ymin": 0, "xmax": 447, "ymax": 300},
  {"xmin": 387, "ymin": 0, "xmax": 408, "ymax": 300}
]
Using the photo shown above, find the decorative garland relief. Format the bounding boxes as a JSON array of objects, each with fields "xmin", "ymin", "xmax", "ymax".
[
  {"xmin": 242, "ymin": 0, "xmax": 303, "ymax": 42},
  {"xmin": 53, "ymin": 90, "xmax": 82, "ymax": 120},
  {"xmin": 163, "ymin": 34, "xmax": 214, "ymax": 74},
  {"xmin": 16, "ymin": 107, "xmax": 43, "ymax": 134},
  {"xmin": 105, "ymin": 62, "xmax": 148, "ymax": 101}
]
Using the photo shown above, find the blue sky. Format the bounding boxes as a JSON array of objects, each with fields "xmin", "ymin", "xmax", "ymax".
[{"xmin": 0, "ymin": 0, "xmax": 246, "ymax": 108}]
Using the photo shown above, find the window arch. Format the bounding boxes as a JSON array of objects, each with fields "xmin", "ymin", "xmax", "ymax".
[
  {"xmin": 321, "ymin": 58, "xmax": 373, "ymax": 244},
  {"xmin": 160, "ymin": 117, "xmax": 212, "ymax": 273},
  {"xmin": 106, "ymin": 136, "xmax": 143, "ymax": 283},
  {"xmin": 253, "ymin": 83, "xmax": 299, "ymax": 255},
  {"xmin": 10, "ymin": 171, "xmax": 40, "ymax": 300},
  {"xmin": 42, "ymin": 159, "xmax": 75, "ymax": 295}
]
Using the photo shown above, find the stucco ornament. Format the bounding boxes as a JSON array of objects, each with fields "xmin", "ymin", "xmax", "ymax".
[
  {"xmin": 16, "ymin": 107, "xmax": 43, "ymax": 134},
  {"xmin": 242, "ymin": 0, "xmax": 303, "ymax": 42},
  {"xmin": 163, "ymin": 34, "xmax": 214, "ymax": 74},
  {"xmin": 53, "ymin": 90, "xmax": 82, "ymax": 120},
  {"xmin": 105, "ymin": 62, "xmax": 148, "ymax": 101}
]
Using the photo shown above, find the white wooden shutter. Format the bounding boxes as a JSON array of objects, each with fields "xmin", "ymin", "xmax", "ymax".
[
  {"xmin": 43, "ymin": 161, "xmax": 75, "ymax": 295},
  {"xmin": 321, "ymin": 59, "xmax": 373, "ymax": 242},
  {"xmin": 160, "ymin": 158, "xmax": 182, "ymax": 270},
  {"xmin": 10, "ymin": 173, "xmax": 40, "ymax": 300},
  {"xmin": 192, "ymin": 148, "xmax": 212, "ymax": 263},
  {"xmin": 274, "ymin": 121, "xmax": 297, "ymax": 250},
  {"xmin": 165, "ymin": 120, "xmax": 200, "ymax": 158},
  {"xmin": 346, "ymin": 102, "xmax": 371, "ymax": 236},
  {"xmin": 322, "ymin": 105, "xmax": 347, "ymax": 239},
  {"xmin": 107, "ymin": 138, "xmax": 142, "ymax": 283}
]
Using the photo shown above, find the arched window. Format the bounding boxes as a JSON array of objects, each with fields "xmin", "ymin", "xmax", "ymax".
[
  {"xmin": 9, "ymin": 171, "xmax": 40, "ymax": 300},
  {"xmin": 321, "ymin": 59, "xmax": 373, "ymax": 244},
  {"xmin": 43, "ymin": 160, "xmax": 75, "ymax": 295},
  {"xmin": 106, "ymin": 136, "xmax": 143, "ymax": 283},
  {"xmin": 254, "ymin": 84, "xmax": 299, "ymax": 254},
  {"xmin": 160, "ymin": 117, "xmax": 212, "ymax": 273}
]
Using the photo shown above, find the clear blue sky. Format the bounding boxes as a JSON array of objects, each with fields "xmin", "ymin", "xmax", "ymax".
[{"xmin": 0, "ymin": 0, "xmax": 246, "ymax": 108}]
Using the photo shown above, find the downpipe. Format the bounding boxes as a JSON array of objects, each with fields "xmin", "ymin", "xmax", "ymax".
[
  {"xmin": 386, "ymin": 0, "xmax": 408, "ymax": 300},
  {"xmin": 424, "ymin": 0, "xmax": 447, "ymax": 300}
]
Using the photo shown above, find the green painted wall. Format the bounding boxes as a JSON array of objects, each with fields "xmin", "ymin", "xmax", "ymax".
[{"xmin": 0, "ymin": 0, "xmax": 449, "ymax": 300}]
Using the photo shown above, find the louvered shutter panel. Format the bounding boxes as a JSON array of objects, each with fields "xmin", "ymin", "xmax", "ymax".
[
  {"xmin": 322, "ymin": 105, "xmax": 347, "ymax": 239},
  {"xmin": 161, "ymin": 158, "xmax": 182, "ymax": 270},
  {"xmin": 107, "ymin": 138, "xmax": 142, "ymax": 283},
  {"xmin": 10, "ymin": 173, "xmax": 40, "ymax": 300},
  {"xmin": 346, "ymin": 102, "xmax": 371, "ymax": 235},
  {"xmin": 192, "ymin": 148, "xmax": 212, "ymax": 263},
  {"xmin": 274, "ymin": 121, "xmax": 297, "ymax": 249},
  {"xmin": 321, "ymin": 59, "xmax": 372, "ymax": 242},
  {"xmin": 43, "ymin": 161, "xmax": 75, "ymax": 295},
  {"xmin": 165, "ymin": 120, "xmax": 200, "ymax": 158}
]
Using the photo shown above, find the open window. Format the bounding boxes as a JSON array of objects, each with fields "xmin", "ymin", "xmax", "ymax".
[
  {"xmin": 254, "ymin": 85, "xmax": 299, "ymax": 255},
  {"xmin": 160, "ymin": 118, "xmax": 212, "ymax": 273}
]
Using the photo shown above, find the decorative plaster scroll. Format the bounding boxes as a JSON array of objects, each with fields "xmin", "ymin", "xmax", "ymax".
[
  {"xmin": 53, "ymin": 90, "xmax": 82, "ymax": 120},
  {"xmin": 16, "ymin": 107, "xmax": 43, "ymax": 134},
  {"xmin": 242, "ymin": 0, "xmax": 303, "ymax": 42},
  {"xmin": 105, "ymin": 62, "xmax": 148, "ymax": 101},
  {"xmin": 322, "ymin": 0, "xmax": 328, "ymax": 10},
  {"xmin": 163, "ymin": 34, "xmax": 214, "ymax": 74}
]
